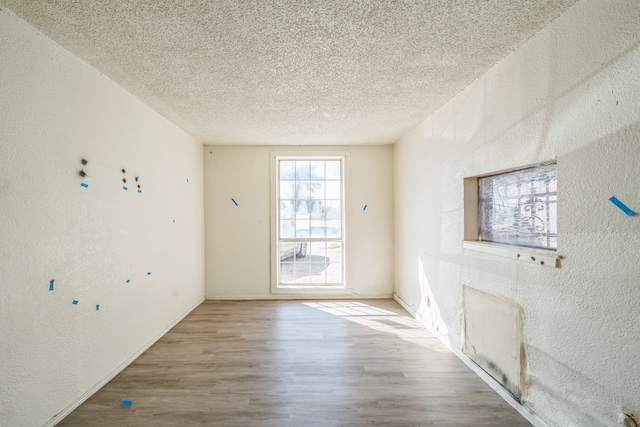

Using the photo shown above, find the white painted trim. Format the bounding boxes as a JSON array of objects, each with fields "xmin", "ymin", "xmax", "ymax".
[
  {"xmin": 205, "ymin": 294, "xmax": 393, "ymax": 301},
  {"xmin": 45, "ymin": 297, "xmax": 205, "ymax": 427},
  {"xmin": 393, "ymin": 294, "xmax": 550, "ymax": 427},
  {"xmin": 463, "ymin": 241, "xmax": 560, "ymax": 268},
  {"xmin": 270, "ymin": 152, "xmax": 352, "ymax": 294}
]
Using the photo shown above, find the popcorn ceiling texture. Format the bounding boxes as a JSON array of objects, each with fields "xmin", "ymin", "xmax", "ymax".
[{"xmin": 1, "ymin": 0, "xmax": 577, "ymax": 145}]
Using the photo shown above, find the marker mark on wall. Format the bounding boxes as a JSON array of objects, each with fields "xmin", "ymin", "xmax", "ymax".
[
  {"xmin": 363, "ymin": 204, "xmax": 368, "ymax": 211},
  {"xmin": 231, "ymin": 198, "xmax": 238, "ymax": 206}
]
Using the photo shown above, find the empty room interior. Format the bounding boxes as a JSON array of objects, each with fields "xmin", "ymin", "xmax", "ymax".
[{"xmin": 1, "ymin": 0, "xmax": 639, "ymax": 426}]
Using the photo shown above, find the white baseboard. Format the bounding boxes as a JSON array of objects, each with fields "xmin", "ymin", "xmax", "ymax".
[
  {"xmin": 393, "ymin": 293, "xmax": 550, "ymax": 427},
  {"xmin": 205, "ymin": 294, "xmax": 393, "ymax": 300},
  {"xmin": 45, "ymin": 297, "xmax": 205, "ymax": 427}
]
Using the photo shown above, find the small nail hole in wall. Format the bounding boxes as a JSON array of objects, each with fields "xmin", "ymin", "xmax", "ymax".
[
  {"xmin": 78, "ymin": 169, "xmax": 87, "ymax": 178},
  {"xmin": 81, "ymin": 158, "xmax": 88, "ymax": 165},
  {"xmin": 122, "ymin": 169, "xmax": 126, "ymax": 173}
]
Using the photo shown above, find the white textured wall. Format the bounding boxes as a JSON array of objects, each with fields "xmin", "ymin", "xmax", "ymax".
[
  {"xmin": 204, "ymin": 145, "xmax": 393, "ymax": 299},
  {"xmin": 394, "ymin": 1, "xmax": 640, "ymax": 426},
  {"xmin": 0, "ymin": 9, "xmax": 204, "ymax": 426}
]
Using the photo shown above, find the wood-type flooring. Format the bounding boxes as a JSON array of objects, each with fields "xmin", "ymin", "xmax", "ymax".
[{"xmin": 59, "ymin": 299, "xmax": 531, "ymax": 426}]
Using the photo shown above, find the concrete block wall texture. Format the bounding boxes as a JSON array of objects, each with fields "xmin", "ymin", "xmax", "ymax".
[
  {"xmin": 0, "ymin": 9, "xmax": 205, "ymax": 426},
  {"xmin": 393, "ymin": 0, "xmax": 640, "ymax": 426},
  {"xmin": 203, "ymin": 145, "xmax": 394, "ymax": 299}
]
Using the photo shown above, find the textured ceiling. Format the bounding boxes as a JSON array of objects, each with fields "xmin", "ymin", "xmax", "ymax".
[{"xmin": 2, "ymin": 0, "xmax": 578, "ymax": 145}]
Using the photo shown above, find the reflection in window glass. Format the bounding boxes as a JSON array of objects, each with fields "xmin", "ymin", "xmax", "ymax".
[{"xmin": 479, "ymin": 163, "xmax": 557, "ymax": 250}]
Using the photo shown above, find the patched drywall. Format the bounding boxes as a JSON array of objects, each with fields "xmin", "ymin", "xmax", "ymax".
[
  {"xmin": 394, "ymin": 0, "xmax": 640, "ymax": 426},
  {"xmin": 0, "ymin": 9, "xmax": 204, "ymax": 426},
  {"xmin": 204, "ymin": 145, "xmax": 393, "ymax": 298},
  {"xmin": 463, "ymin": 286, "xmax": 524, "ymax": 398}
]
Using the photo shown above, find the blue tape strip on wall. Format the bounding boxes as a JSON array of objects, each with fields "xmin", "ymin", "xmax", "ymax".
[
  {"xmin": 49, "ymin": 280, "xmax": 55, "ymax": 291},
  {"xmin": 609, "ymin": 196, "xmax": 635, "ymax": 216}
]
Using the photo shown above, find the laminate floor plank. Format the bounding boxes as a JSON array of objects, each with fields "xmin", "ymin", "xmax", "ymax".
[{"xmin": 59, "ymin": 299, "xmax": 531, "ymax": 426}]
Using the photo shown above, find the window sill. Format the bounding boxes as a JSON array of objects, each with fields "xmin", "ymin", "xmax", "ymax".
[
  {"xmin": 463, "ymin": 241, "xmax": 560, "ymax": 268},
  {"xmin": 272, "ymin": 285, "xmax": 351, "ymax": 295}
]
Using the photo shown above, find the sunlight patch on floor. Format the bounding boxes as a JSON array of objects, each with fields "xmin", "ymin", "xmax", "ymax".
[{"xmin": 304, "ymin": 301, "xmax": 450, "ymax": 353}]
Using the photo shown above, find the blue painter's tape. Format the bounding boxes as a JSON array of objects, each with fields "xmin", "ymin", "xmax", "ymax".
[
  {"xmin": 80, "ymin": 182, "xmax": 89, "ymax": 188},
  {"xmin": 147, "ymin": 272, "xmax": 151, "ymax": 275},
  {"xmin": 231, "ymin": 198, "xmax": 238, "ymax": 206},
  {"xmin": 96, "ymin": 304, "xmax": 100, "ymax": 311},
  {"xmin": 72, "ymin": 300, "xmax": 78, "ymax": 305},
  {"xmin": 363, "ymin": 205, "xmax": 368, "ymax": 211},
  {"xmin": 49, "ymin": 280, "xmax": 55, "ymax": 291},
  {"xmin": 609, "ymin": 196, "xmax": 635, "ymax": 216},
  {"xmin": 123, "ymin": 186, "xmax": 128, "ymax": 191},
  {"xmin": 126, "ymin": 279, "xmax": 131, "ymax": 283},
  {"xmin": 121, "ymin": 399, "xmax": 132, "ymax": 407},
  {"xmin": 137, "ymin": 189, "xmax": 142, "ymax": 193}
]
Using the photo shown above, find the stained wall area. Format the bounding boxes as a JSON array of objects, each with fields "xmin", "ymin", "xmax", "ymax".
[
  {"xmin": 204, "ymin": 145, "xmax": 394, "ymax": 299},
  {"xmin": 393, "ymin": 1, "xmax": 640, "ymax": 426},
  {"xmin": 0, "ymin": 9, "xmax": 205, "ymax": 426}
]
